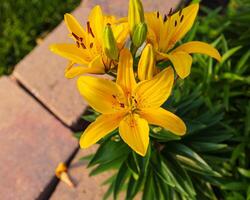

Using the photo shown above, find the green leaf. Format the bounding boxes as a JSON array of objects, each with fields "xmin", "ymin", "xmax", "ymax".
[
  {"xmin": 142, "ymin": 168, "xmax": 155, "ymax": 200},
  {"xmin": 238, "ymin": 168, "xmax": 250, "ymax": 178},
  {"xmin": 89, "ymin": 139, "xmax": 129, "ymax": 167},
  {"xmin": 113, "ymin": 161, "xmax": 129, "ymax": 200},
  {"xmin": 126, "ymin": 152, "xmax": 140, "ymax": 180},
  {"xmin": 221, "ymin": 182, "xmax": 248, "ymax": 191},
  {"xmin": 150, "ymin": 127, "xmax": 181, "ymax": 142},
  {"xmin": 103, "ymin": 181, "xmax": 114, "ymax": 200},
  {"xmin": 247, "ymin": 185, "xmax": 250, "ymax": 200},
  {"xmin": 90, "ymin": 157, "xmax": 124, "ymax": 176},
  {"xmin": 167, "ymin": 143, "xmax": 220, "ymax": 176},
  {"xmin": 126, "ymin": 175, "xmax": 144, "ymax": 200},
  {"xmin": 164, "ymin": 153, "xmax": 196, "ymax": 198},
  {"xmin": 235, "ymin": 50, "xmax": 250, "ymax": 74},
  {"xmin": 190, "ymin": 142, "xmax": 228, "ymax": 152}
]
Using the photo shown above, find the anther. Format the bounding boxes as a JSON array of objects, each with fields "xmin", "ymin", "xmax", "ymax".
[
  {"xmin": 80, "ymin": 43, "xmax": 86, "ymax": 49},
  {"xmin": 76, "ymin": 41, "xmax": 80, "ymax": 48},
  {"xmin": 120, "ymin": 103, "xmax": 125, "ymax": 108},
  {"xmin": 174, "ymin": 20, "xmax": 177, "ymax": 27},
  {"xmin": 168, "ymin": 8, "xmax": 173, "ymax": 16},
  {"xmin": 87, "ymin": 21, "xmax": 95, "ymax": 38},
  {"xmin": 163, "ymin": 14, "xmax": 167, "ymax": 22},
  {"xmin": 89, "ymin": 42, "xmax": 93, "ymax": 48},
  {"xmin": 180, "ymin": 15, "xmax": 184, "ymax": 23},
  {"xmin": 179, "ymin": 9, "xmax": 183, "ymax": 16},
  {"xmin": 157, "ymin": 11, "xmax": 160, "ymax": 18},
  {"xmin": 72, "ymin": 32, "xmax": 79, "ymax": 40}
]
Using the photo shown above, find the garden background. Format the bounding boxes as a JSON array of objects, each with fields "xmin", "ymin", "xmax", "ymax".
[{"xmin": 0, "ymin": 0, "xmax": 249, "ymax": 199}]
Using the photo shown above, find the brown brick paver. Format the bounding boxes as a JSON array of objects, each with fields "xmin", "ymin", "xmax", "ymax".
[
  {"xmin": 50, "ymin": 146, "xmax": 111, "ymax": 200},
  {"xmin": 0, "ymin": 77, "xmax": 78, "ymax": 200}
]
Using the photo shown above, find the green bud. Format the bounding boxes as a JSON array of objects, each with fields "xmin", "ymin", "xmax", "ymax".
[
  {"xmin": 132, "ymin": 22, "xmax": 147, "ymax": 47},
  {"xmin": 128, "ymin": 0, "xmax": 144, "ymax": 34},
  {"xmin": 103, "ymin": 24, "xmax": 119, "ymax": 60}
]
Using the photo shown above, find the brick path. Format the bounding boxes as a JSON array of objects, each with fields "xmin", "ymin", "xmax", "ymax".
[{"xmin": 0, "ymin": 0, "xmax": 179, "ymax": 199}]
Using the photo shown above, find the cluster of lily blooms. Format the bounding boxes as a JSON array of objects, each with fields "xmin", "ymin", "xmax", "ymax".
[{"xmin": 50, "ymin": 0, "xmax": 221, "ymax": 156}]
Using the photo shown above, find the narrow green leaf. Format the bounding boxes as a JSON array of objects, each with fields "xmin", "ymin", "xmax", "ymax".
[
  {"xmin": 238, "ymin": 168, "xmax": 250, "ymax": 178},
  {"xmin": 90, "ymin": 157, "xmax": 124, "ymax": 176},
  {"xmin": 142, "ymin": 169, "xmax": 155, "ymax": 200},
  {"xmin": 89, "ymin": 139, "xmax": 129, "ymax": 166},
  {"xmin": 113, "ymin": 161, "xmax": 129, "ymax": 200}
]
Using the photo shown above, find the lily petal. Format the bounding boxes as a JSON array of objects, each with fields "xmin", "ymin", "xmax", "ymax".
[
  {"xmin": 88, "ymin": 5, "xmax": 104, "ymax": 41},
  {"xmin": 138, "ymin": 43, "xmax": 156, "ymax": 81},
  {"xmin": 119, "ymin": 114, "xmax": 149, "ymax": 156},
  {"xmin": 139, "ymin": 107, "xmax": 186, "ymax": 135},
  {"xmin": 166, "ymin": 51, "xmax": 193, "ymax": 79},
  {"xmin": 65, "ymin": 65, "xmax": 104, "ymax": 79},
  {"xmin": 117, "ymin": 49, "xmax": 137, "ymax": 97},
  {"xmin": 77, "ymin": 76, "xmax": 125, "ymax": 114},
  {"xmin": 135, "ymin": 67, "xmax": 174, "ymax": 108},
  {"xmin": 89, "ymin": 55, "xmax": 105, "ymax": 71},
  {"xmin": 80, "ymin": 113, "xmax": 124, "ymax": 148},
  {"xmin": 50, "ymin": 44, "xmax": 91, "ymax": 65},
  {"xmin": 166, "ymin": 4, "xmax": 199, "ymax": 49},
  {"xmin": 112, "ymin": 23, "xmax": 129, "ymax": 49},
  {"xmin": 173, "ymin": 41, "xmax": 222, "ymax": 62},
  {"xmin": 64, "ymin": 13, "xmax": 86, "ymax": 38}
]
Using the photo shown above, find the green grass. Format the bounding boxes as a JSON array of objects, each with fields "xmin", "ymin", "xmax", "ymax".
[{"xmin": 0, "ymin": 0, "xmax": 81, "ymax": 76}]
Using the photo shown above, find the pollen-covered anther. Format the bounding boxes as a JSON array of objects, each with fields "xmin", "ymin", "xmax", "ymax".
[
  {"xmin": 180, "ymin": 15, "xmax": 184, "ymax": 23},
  {"xmin": 179, "ymin": 8, "xmax": 183, "ymax": 16},
  {"xmin": 174, "ymin": 20, "xmax": 177, "ymax": 27},
  {"xmin": 72, "ymin": 32, "xmax": 80, "ymax": 40},
  {"xmin": 80, "ymin": 43, "xmax": 86, "ymax": 49},
  {"xmin": 120, "ymin": 103, "xmax": 125, "ymax": 108},
  {"xmin": 163, "ymin": 14, "xmax": 167, "ymax": 23},
  {"xmin": 168, "ymin": 8, "xmax": 173, "ymax": 17},
  {"xmin": 87, "ymin": 21, "xmax": 95, "ymax": 38}
]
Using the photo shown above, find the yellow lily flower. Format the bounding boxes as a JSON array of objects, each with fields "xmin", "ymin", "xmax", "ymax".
[
  {"xmin": 145, "ymin": 4, "xmax": 222, "ymax": 79},
  {"xmin": 77, "ymin": 48, "xmax": 186, "ymax": 156},
  {"xmin": 50, "ymin": 5, "xmax": 128, "ymax": 78}
]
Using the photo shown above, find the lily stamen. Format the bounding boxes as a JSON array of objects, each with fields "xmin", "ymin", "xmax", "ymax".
[
  {"xmin": 87, "ymin": 21, "xmax": 95, "ymax": 38},
  {"xmin": 180, "ymin": 15, "xmax": 184, "ymax": 23}
]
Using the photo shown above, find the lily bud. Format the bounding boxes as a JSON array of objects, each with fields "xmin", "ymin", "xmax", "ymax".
[
  {"xmin": 132, "ymin": 22, "xmax": 147, "ymax": 48},
  {"xmin": 103, "ymin": 24, "xmax": 119, "ymax": 60},
  {"xmin": 138, "ymin": 43, "xmax": 156, "ymax": 81},
  {"xmin": 128, "ymin": 0, "xmax": 144, "ymax": 34},
  {"xmin": 55, "ymin": 163, "xmax": 74, "ymax": 187}
]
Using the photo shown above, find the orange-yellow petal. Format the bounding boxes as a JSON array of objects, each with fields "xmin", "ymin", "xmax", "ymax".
[
  {"xmin": 88, "ymin": 5, "xmax": 104, "ymax": 41},
  {"xmin": 166, "ymin": 4, "xmax": 199, "ymax": 49},
  {"xmin": 173, "ymin": 41, "xmax": 222, "ymax": 62},
  {"xmin": 80, "ymin": 113, "xmax": 124, "ymax": 148},
  {"xmin": 88, "ymin": 55, "xmax": 105, "ymax": 71},
  {"xmin": 65, "ymin": 66, "xmax": 105, "ymax": 79},
  {"xmin": 119, "ymin": 114, "xmax": 149, "ymax": 156},
  {"xmin": 112, "ymin": 23, "xmax": 129, "ymax": 49},
  {"xmin": 139, "ymin": 107, "xmax": 186, "ymax": 135},
  {"xmin": 166, "ymin": 51, "xmax": 193, "ymax": 79},
  {"xmin": 77, "ymin": 76, "xmax": 125, "ymax": 114},
  {"xmin": 138, "ymin": 43, "xmax": 156, "ymax": 81},
  {"xmin": 64, "ymin": 13, "xmax": 86, "ymax": 38},
  {"xmin": 50, "ymin": 44, "xmax": 91, "ymax": 65},
  {"xmin": 134, "ymin": 67, "xmax": 174, "ymax": 108},
  {"xmin": 117, "ymin": 49, "xmax": 137, "ymax": 97}
]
